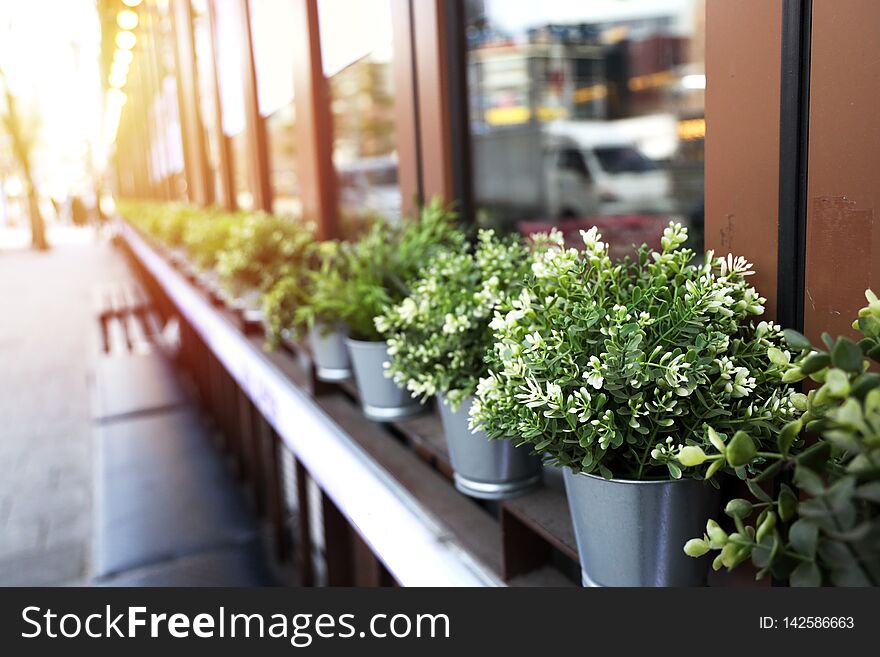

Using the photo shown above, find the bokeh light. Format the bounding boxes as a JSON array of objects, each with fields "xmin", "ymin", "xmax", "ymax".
[
  {"xmin": 116, "ymin": 9, "xmax": 139, "ymax": 31},
  {"xmin": 115, "ymin": 30, "xmax": 136, "ymax": 50}
]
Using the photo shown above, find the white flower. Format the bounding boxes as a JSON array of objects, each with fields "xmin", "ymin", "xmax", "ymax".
[
  {"xmin": 729, "ymin": 367, "xmax": 756, "ymax": 398},
  {"xmin": 586, "ymin": 356, "xmax": 604, "ymax": 389},
  {"xmin": 398, "ymin": 297, "xmax": 418, "ymax": 322},
  {"xmin": 524, "ymin": 331, "xmax": 545, "ymax": 350}
]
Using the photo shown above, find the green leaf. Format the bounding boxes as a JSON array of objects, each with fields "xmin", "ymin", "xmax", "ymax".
[
  {"xmin": 746, "ymin": 478, "xmax": 773, "ymax": 503},
  {"xmin": 751, "ymin": 459, "xmax": 783, "ymax": 484},
  {"xmin": 831, "ymin": 337, "xmax": 864, "ymax": 373},
  {"xmin": 790, "ymin": 561, "xmax": 821, "ymax": 587},
  {"xmin": 756, "ymin": 511, "xmax": 777, "ymax": 543},
  {"xmin": 782, "ymin": 369, "xmax": 807, "ymax": 383},
  {"xmin": 683, "ymin": 538, "xmax": 710, "ymax": 557},
  {"xmin": 794, "ymin": 466, "xmax": 826, "ymax": 496},
  {"xmin": 857, "ymin": 315, "xmax": 880, "ymax": 339},
  {"xmin": 767, "ymin": 347, "xmax": 790, "ymax": 366},
  {"xmin": 707, "ymin": 426, "xmax": 726, "ymax": 453},
  {"xmin": 725, "ymin": 498, "xmax": 754, "ymax": 520},
  {"xmin": 706, "ymin": 519, "xmax": 728, "ymax": 547},
  {"xmin": 798, "ymin": 352, "xmax": 830, "ymax": 375},
  {"xmin": 784, "ymin": 329, "xmax": 813, "ymax": 351},
  {"xmin": 790, "ymin": 392, "xmax": 809, "ymax": 411},
  {"xmin": 855, "ymin": 481, "xmax": 880, "ymax": 504},
  {"xmin": 795, "ymin": 441, "xmax": 832, "ymax": 471},
  {"xmin": 824, "ymin": 368, "xmax": 851, "ymax": 398},
  {"xmin": 677, "ymin": 445, "xmax": 708, "ymax": 467},
  {"xmin": 725, "ymin": 431, "xmax": 757, "ymax": 468},
  {"xmin": 789, "ymin": 520, "xmax": 819, "ymax": 558},
  {"xmin": 705, "ymin": 459, "xmax": 723, "ymax": 480},
  {"xmin": 835, "ymin": 397, "xmax": 865, "ymax": 430},
  {"xmin": 778, "ymin": 485, "xmax": 798, "ymax": 522},
  {"xmin": 776, "ymin": 419, "xmax": 802, "ymax": 457},
  {"xmin": 667, "ymin": 462, "xmax": 682, "ymax": 479},
  {"xmin": 830, "ymin": 563, "xmax": 873, "ymax": 587},
  {"xmin": 821, "ymin": 332, "xmax": 835, "ymax": 351},
  {"xmin": 850, "ymin": 372, "xmax": 880, "ymax": 400}
]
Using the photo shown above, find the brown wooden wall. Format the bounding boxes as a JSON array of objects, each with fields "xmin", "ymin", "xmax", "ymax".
[
  {"xmin": 804, "ymin": 0, "xmax": 880, "ymax": 341},
  {"xmin": 705, "ymin": 0, "xmax": 783, "ymax": 319}
]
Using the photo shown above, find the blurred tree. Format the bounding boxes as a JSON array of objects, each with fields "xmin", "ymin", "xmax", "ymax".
[{"xmin": 0, "ymin": 66, "xmax": 48, "ymax": 250}]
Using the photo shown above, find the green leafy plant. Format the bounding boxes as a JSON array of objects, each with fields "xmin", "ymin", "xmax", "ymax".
[
  {"xmin": 291, "ymin": 240, "xmax": 352, "ymax": 333},
  {"xmin": 119, "ymin": 201, "xmax": 234, "ymax": 267},
  {"xmin": 261, "ymin": 239, "xmax": 339, "ymax": 346},
  {"xmin": 376, "ymin": 229, "xmax": 541, "ymax": 411},
  {"xmin": 469, "ymin": 222, "xmax": 798, "ymax": 480},
  {"xmin": 311, "ymin": 198, "xmax": 465, "ymax": 341},
  {"xmin": 685, "ymin": 290, "xmax": 880, "ymax": 586},
  {"xmin": 182, "ymin": 210, "xmax": 239, "ymax": 271},
  {"xmin": 215, "ymin": 212, "xmax": 315, "ymax": 296},
  {"xmin": 119, "ymin": 200, "xmax": 187, "ymax": 245}
]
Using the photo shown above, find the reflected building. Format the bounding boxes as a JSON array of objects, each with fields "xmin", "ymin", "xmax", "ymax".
[{"xmin": 464, "ymin": 0, "xmax": 706, "ymax": 254}]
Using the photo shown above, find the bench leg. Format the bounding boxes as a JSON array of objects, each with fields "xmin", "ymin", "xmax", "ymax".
[
  {"xmin": 262, "ymin": 425, "xmax": 291, "ymax": 562},
  {"xmin": 295, "ymin": 458, "xmax": 314, "ymax": 586}
]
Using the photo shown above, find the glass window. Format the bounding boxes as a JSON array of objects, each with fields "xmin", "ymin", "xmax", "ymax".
[
  {"xmin": 192, "ymin": 0, "xmax": 223, "ymax": 204},
  {"xmin": 249, "ymin": 0, "xmax": 301, "ymax": 219},
  {"xmin": 147, "ymin": 6, "xmax": 187, "ymax": 199},
  {"xmin": 213, "ymin": 0, "xmax": 252, "ymax": 210},
  {"xmin": 319, "ymin": 0, "xmax": 401, "ymax": 233},
  {"xmin": 465, "ymin": 0, "xmax": 706, "ymax": 255}
]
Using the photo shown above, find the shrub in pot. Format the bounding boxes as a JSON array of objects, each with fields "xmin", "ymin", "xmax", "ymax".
[
  {"xmin": 470, "ymin": 222, "xmax": 799, "ymax": 586},
  {"xmin": 328, "ymin": 199, "xmax": 464, "ymax": 421},
  {"xmin": 685, "ymin": 290, "xmax": 880, "ymax": 586},
  {"xmin": 215, "ymin": 212, "xmax": 314, "ymax": 321},
  {"xmin": 376, "ymin": 229, "xmax": 549, "ymax": 498},
  {"xmin": 181, "ymin": 209, "xmax": 239, "ymax": 297},
  {"xmin": 262, "ymin": 240, "xmax": 355, "ymax": 381}
]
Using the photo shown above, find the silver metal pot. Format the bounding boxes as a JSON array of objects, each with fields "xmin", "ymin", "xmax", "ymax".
[
  {"xmin": 309, "ymin": 323, "xmax": 352, "ymax": 382},
  {"xmin": 345, "ymin": 338, "xmax": 423, "ymax": 422},
  {"xmin": 232, "ymin": 288, "xmax": 265, "ymax": 326},
  {"xmin": 438, "ymin": 395, "xmax": 542, "ymax": 500},
  {"xmin": 563, "ymin": 468, "xmax": 719, "ymax": 587}
]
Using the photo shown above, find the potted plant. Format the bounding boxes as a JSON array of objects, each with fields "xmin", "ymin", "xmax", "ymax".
[
  {"xmin": 335, "ymin": 199, "xmax": 464, "ymax": 421},
  {"xmin": 182, "ymin": 209, "xmax": 238, "ymax": 301},
  {"xmin": 376, "ymin": 229, "xmax": 546, "ymax": 498},
  {"xmin": 215, "ymin": 212, "xmax": 314, "ymax": 325},
  {"xmin": 470, "ymin": 222, "xmax": 799, "ymax": 586},
  {"xmin": 685, "ymin": 290, "xmax": 880, "ymax": 586},
  {"xmin": 261, "ymin": 239, "xmax": 353, "ymax": 381},
  {"xmin": 296, "ymin": 241, "xmax": 356, "ymax": 381},
  {"xmin": 157, "ymin": 204, "xmax": 196, "ymax": 271}
]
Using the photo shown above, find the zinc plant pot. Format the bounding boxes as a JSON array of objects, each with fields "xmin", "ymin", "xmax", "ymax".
[
  {"xmin": 345, "ymin": 338, "xmax": 423, "ymax": 422},
  {"xmin": 309, "ymin": 322, "xmax": 352, "ymax": 382},
  {"xmin": 199, "ymin": 270, "xmax": 226, "ymax": 307},
  {"xmin": 438, "ymin": 395, "xmax": 542, "ymax": 500},
  {"xmin": 563, "ymin": 468, "xmax": 719, "ymax": 587},
  {"xmin": 232, "ymin": 288, "xmax": 265, "ymax": 327}
]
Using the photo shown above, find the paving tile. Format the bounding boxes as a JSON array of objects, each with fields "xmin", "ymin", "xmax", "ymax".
[
  {"xmin": 0, "ymin": 233, "xmax": 129, "ymax": 585},
  {"xmin": 0, "ymin": 542, "xmax": 86, "ymax": 587},
  {"xmin": 0, "ymin": 519, "xmax": 43, "ymax": 558}
]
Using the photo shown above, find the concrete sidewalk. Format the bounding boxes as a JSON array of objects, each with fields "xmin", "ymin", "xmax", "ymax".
[{"xmin": 0, "ymin": 227, "xmax": 129, "ymax": 585}]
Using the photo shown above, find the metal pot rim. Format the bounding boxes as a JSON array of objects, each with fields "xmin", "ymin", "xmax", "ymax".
[
  {"xmin": 566, "ymin": 467, "xmax": 708, "ymax": 487},
  {"xmin": 345, "ymin": 336, "xmax": 388, "ymax": 349}
]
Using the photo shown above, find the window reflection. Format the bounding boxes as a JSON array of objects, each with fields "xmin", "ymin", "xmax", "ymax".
[
  {"xmin": 146, "ymin": 5, "xmax": 187, "ymax": 199},
  {"xmin": 213, "ymin": 0, "xmax": 252, "ymax": 211},
  {"xmin": 250, "ymin": 0, "xmax": 302, "ymax": 219},
  {"xmin": 192, "ymin": 0, "xmax": 221, "ymax": 204},
  {"xmin": 465, "ymin": 0, "xmax": 705, "ymax": 254},
  {"xmin": 319, "ymin": 0, "xmax": 401, "ymax": 233}
]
